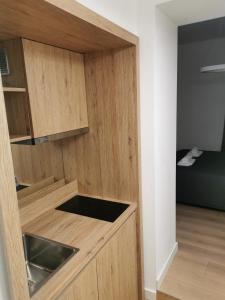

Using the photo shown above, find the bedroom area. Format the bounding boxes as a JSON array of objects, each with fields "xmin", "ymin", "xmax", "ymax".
[
  {"xmin": 177, "ymin": 17, "xmax": 225, "ymax": 212},
  {"xmin": 159, "ymin": 16, "xmax": 225, "ymax": 300}
]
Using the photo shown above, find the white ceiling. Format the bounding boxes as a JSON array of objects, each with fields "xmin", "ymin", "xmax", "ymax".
[{"xmin": 158, "ymin": 0, "xmax": 225, "ymax": 26}]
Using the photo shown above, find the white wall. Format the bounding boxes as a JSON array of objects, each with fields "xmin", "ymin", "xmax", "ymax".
[
  {"xmin": 159, "ymin": 0, "xmax": 225, "ymax": 26},
  {"xmin": 154, "ymin": 7, "xmax": 177, "ymax": 283},
  {"xmin": 76, "ymin": 0, "xmax": 138, "ymax": 34},
  {"xmin": 177, "ymin": 38, "xmax": 225, "ymax": 151},
  {"xmin": 138, "ymin": 1, "xmax": 157, "ymax": 297},
  {"xmin": 138, "ymin": 2, "xmax": 178, "ymax": 296}
]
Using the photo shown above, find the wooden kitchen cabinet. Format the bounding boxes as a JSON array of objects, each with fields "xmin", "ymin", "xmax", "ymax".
[
  {"xmin": 1, "ymin": 38, "xmax": 88, "ymax": 142},
  {"xmin": 22, "ymin": 39, "xmax": 88, "ymax": 138},
  {"xmin": 56, "ymin": 213, "xmax": 138, "ymax": 300},
  {"xmin": 96, "ymin": 213, "xmax": 139, "ymax": 300},
  {"xmin": 0, "ymin": 3, "xmax": 144, "ymax": 300},
  {"xmin": 56, "ymin": 259, "xmax": 98, "ymax": 300}
]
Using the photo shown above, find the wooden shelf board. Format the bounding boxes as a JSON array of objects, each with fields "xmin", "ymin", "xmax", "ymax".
[
  {"xmin": 3, "ymin": 87, "xmax": 26, "ymax": 92},
  {"xmin": 10, "ymin": 134, "xmax": 32, "ymax": 143}
]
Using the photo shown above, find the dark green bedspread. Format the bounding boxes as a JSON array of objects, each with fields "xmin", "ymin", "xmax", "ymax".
[{"xmin": 176, "ymin": 150, "xmax": 225, "ymax": 211}]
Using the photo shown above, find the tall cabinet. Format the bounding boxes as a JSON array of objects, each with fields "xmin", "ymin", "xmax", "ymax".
[{"xmin": 57, "ymin": 260, "xmax": 99, "ymax": 300}]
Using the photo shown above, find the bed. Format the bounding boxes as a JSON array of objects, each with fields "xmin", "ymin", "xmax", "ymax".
[{"xmin": 177, "ymin": 149, "xmax": 225, "ymax": 211}]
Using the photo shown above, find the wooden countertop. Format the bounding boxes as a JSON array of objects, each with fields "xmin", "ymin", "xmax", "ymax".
[{"xmin": 22, "ymin": 188, "xmax": 137, "ymax": 300}]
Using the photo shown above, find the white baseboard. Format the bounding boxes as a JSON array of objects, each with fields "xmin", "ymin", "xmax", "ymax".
[
  {"xmin": 156, "ymin": 242, "xmax": 178, "ymax": 289},
  {"xmin": 145, "ymin": 288, "xmax": 156, "ymax": 300},
  {"xmin": 145, "ymin": 242, "xmax": 178, "ymax": 299}
]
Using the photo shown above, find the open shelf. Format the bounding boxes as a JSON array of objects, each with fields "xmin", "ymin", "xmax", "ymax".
[
  {"xmin": 3, "ymin": 87, "xmax": 26, "ymax": 93},
  {"xmin": 10, "ymin": 134, "xmax": 32, "ymax": 143}
]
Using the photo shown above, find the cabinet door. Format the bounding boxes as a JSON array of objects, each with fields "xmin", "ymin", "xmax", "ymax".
[
  {"xmin": 57, "ymin": 259, "xmax": 98, "ymax": 300},
  {"xmin": 96, "ymin": 213, "xmax": 139, "ymax": 300},
  {"xmin": 22, "ymin": 39, "xmax": 88, "ymax": 138}
]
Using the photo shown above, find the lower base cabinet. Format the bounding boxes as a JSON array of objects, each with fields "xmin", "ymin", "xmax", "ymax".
[
  {"xmin": 57, "ymin": 213, "xmax": 138, "ymax": 300},
  {"xmin": 97, "ymin": 213, "xmax": 138, "ymax": 300},
  {"xmin": 57, "ymin": 260, "xmax": 98, "ymax": 300}
]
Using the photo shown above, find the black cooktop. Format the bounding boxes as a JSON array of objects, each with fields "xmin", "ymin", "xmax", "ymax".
[{"xmin": 56, "ymin": 195, "xmax": 129, "ymax": 222}]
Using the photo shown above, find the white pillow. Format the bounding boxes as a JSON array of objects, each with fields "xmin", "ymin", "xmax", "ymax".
[
  {"xmin": 177, "ymin": 155, "xmax": 196, "ymax": 167},
  {"xmin": 191, "ymin": 147, "xmax": 203, "ymax": 157}
]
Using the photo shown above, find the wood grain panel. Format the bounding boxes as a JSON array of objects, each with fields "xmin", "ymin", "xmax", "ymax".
[
  {"xmin": 96, "ymin": 213, "xmax": 138, "ymax": 300},
  {"xmin": 23, "ymin": 39, "xmax": 88, "ymax": 138},
  {"xmin": 63, "ymin": 47, "xmax": 139, "ymax": 202},
  {"xmin": 56, "ymin": 259, "xmax": 98, "ymax": 300},
  {"xmin": 4, "ymin": 92, "xmax": 31, "ymax": 136},
  {"xmin": 20, "ymin": 180, "xmax": 78, "ymax": 226},
  {"xmin": 0, "ymin": 0, "xmax": 137, "ymax": 53},
  {"xmin": 19, "ymin": 179, "xmax": 65, "ymax": 209},
  {"xmin": 17, "ymin": 176, "xmax": 54, "ymax": 199},
  {"xmin": 0, "ymin": 74, "xmax": 29, "ymax": 299},
  {"xmin": 61, "ymin": 46, "xmax": 143, "ymax": 299},
  {"xmin": 61, "ymin": 137, "xmax": 79, "ymax": 183},
  {"xmin": 11, "ymin": 141, "xmax": 64, "ymax": 184}
]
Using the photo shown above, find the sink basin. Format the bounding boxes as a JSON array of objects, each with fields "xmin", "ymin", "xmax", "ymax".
[{"xmin": 22, "ymin": 233, "xmax": 79, "ymax": 296}]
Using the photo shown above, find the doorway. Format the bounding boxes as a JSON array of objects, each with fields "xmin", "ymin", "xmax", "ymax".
[{"xmin": 156, "ymin": 1, "xmax": 225, "ymax": 299}]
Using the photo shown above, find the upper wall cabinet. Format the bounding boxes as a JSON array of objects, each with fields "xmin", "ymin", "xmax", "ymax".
[
  {"xmin": 23, "ymin": 40, "xmax": 88, "ymax": 138},
  {"xmin": 1, "ymin": 38, "xmax": 88, "ymax": 143}
]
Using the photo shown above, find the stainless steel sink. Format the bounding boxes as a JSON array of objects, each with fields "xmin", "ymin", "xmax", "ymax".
[{"xmin": 22, "ymin": 233, "xmax": 79, "ymax": 296}]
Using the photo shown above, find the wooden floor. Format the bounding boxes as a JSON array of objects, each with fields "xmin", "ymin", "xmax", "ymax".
[
  {"xmin": 159, "ymin": 204, "xmax": 225, "ymax": 300},
  {"xmin": 157, "ymin": 291, "xmax": 179, "ymax": 300}
]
